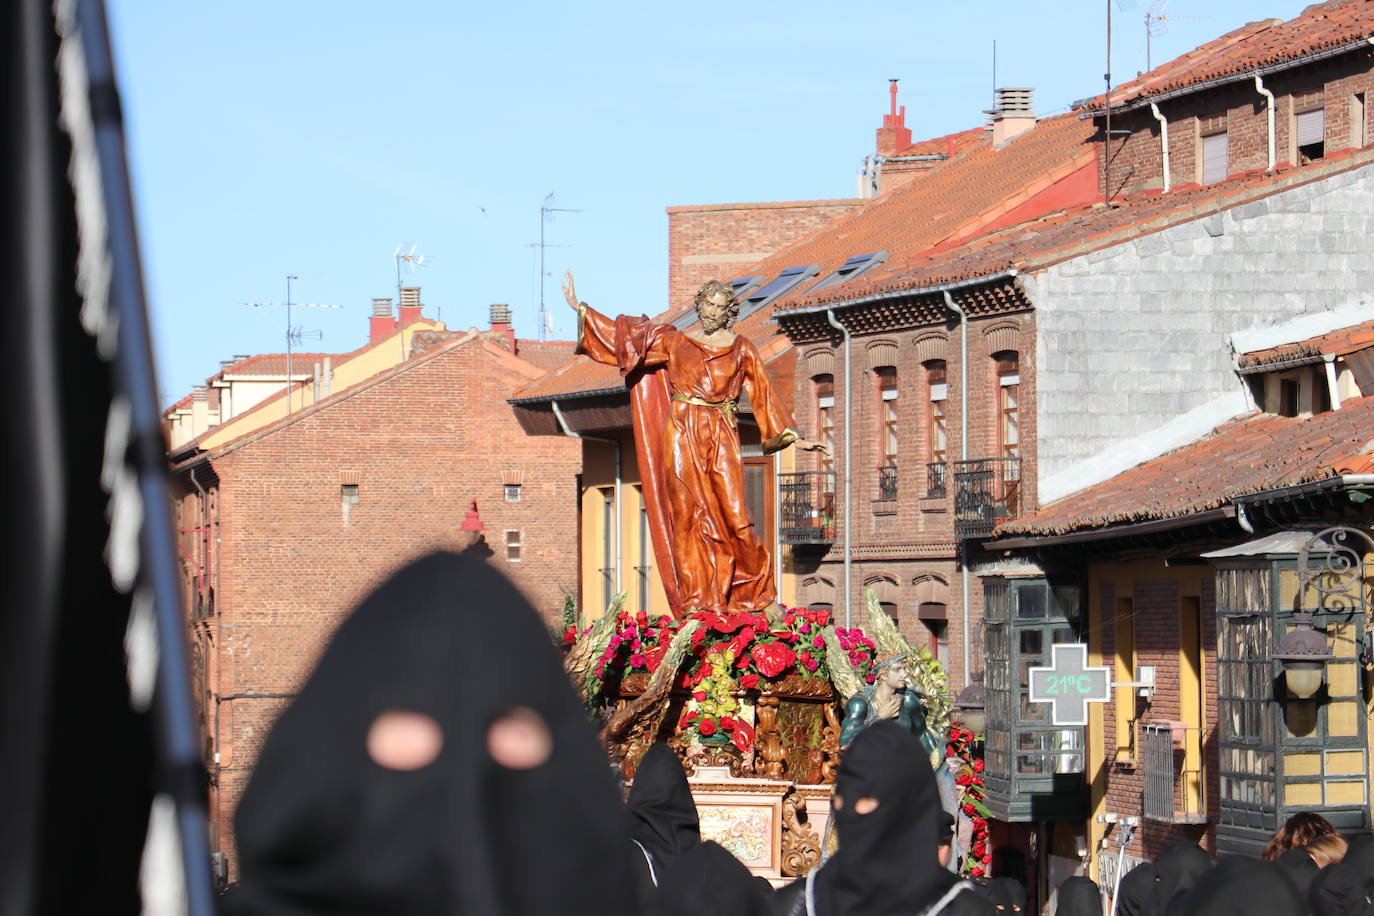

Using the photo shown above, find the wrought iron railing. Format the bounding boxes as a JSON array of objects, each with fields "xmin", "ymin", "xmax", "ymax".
[
  {"xmin": 1142, "ymin": 722, "xmax": 1208, "ymax": 824},
  {"xmin": 953, "ymin": 457, "xmax": 1021, "ymax": 538},
  {"xmin": 877, "ymin": 465, "xmax": 897, "ymax": 502},
  {"xmin": 779, "ymin": 471, "xmax": 837, "ymax": 545},
  {"xmin": 926, "ymin": 461, "xmax": 947, "ymax": 499}
]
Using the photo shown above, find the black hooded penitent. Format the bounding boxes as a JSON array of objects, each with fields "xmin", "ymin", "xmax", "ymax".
[
  {"xmin": 232, "ymin": 552, "xmax": 635, "ymax": 915},
  {"xmin": 628, "ymin": 742, "xmax": 702, "ymax": 873},
  {"xmin": 811, "ymin": 720, "xmax": 979, "ymax": 916}
]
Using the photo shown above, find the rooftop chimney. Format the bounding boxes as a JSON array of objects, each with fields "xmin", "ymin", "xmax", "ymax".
[
  {"xmin": 989, "ymin": 87, "xmax": 1036, "ymax": 147},
  {"xmin": 489, "ymin": 303, "xmax": 516, "ymax": 351},
  {"xmin": 876, "ymin": 79, "xmax": 913, "ymax": 157},
  {"xmin": 398, "ymin": 286, "xmax": 423, "ymax": 326},
  {"xmin": 370, "ymin": 297, "xmax": 397, "ymax": 341}
]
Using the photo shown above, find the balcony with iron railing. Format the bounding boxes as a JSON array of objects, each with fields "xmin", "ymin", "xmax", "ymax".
[
  {"xmin": 779, "ymin": 471, "xmax": 837, "ymax": 546},
  {"xmin": 877, "ymin": 465, "xmax": 897, "ymax": 502},
  {"xmin": 953, "ymin": 457, "xmax": 1021, "ymax": 538},
  {"xmin": 926, "ymin": 461, "xmax": 947, "ymax": 499},
  {"xmin": 1141, "ymin": 722, "xmax": 1208, "ymax": 825}
]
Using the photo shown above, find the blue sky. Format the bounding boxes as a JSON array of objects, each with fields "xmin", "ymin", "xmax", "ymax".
[{"xmin": 106, "ymin": 0, "xmax": 1314, "ymax": 405}]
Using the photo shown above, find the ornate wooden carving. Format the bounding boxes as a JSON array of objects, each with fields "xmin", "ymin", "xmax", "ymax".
[
  {"xmin": 819, "ymin": 703, "xmax": 842, "ymax": 784},
  {"xmin": 780, "ymin": 790, "xmax": 823, "ymax": 877},
  {"xmin": 754, "ymin": 693, "xmax": 787, "ymax": 780},
  {"xmin": 683, "ymin": 745, "xmax": 747, "ymax": 779}
]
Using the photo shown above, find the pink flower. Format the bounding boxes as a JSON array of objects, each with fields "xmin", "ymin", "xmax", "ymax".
[
  {"xmin": 812, "ymin": 634, "xmax": 825, "ymax": 648},
  {"xmin": 629, "ymin": 653, "xmax": 646, "ymax": 668},
  {"xmin": 798, "ymin": 621, "xmax": 811, "ymax": 634}
]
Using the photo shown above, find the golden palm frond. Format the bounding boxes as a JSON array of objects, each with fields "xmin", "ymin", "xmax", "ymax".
[
  {"xmin": 821, "ymin": 626, "xmax": 864, "ymax": 701},
  {"xmin": 863, "ymin": 589, "xmax": 952, "ymax": 735},
  {"xmin": 563, "ymin": 592, "xmax": 626, "ymax": 706},
  {"xmin": 600, "ymin": 619, "xmax": 701, "ymax": 747}
]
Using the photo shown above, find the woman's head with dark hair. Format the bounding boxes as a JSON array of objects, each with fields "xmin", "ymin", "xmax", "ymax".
[
  {"xmin": 693, "ymin": 280, "xmax": 741, "ymax": 324},
  {"xmin": 1263, "ymin": 811, "xmax": 1338, "ymax": 861}
]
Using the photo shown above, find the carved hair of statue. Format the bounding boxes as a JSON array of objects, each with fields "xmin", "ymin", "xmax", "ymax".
[{"xmin": 693, "ymin": 279, "xmax": 741, "ymax": 322}]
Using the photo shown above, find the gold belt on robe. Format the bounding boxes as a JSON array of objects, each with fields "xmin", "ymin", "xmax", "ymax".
[{"xmin": 671, "ymin": 393, "xmax": 739, "ymax": 428}]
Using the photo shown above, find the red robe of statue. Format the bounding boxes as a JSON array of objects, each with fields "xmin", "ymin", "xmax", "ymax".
[{"xmin": 578, "ymin": 305, "xmax": 799, "ymax": 618}]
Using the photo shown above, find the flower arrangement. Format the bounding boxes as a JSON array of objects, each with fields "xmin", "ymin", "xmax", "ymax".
[
  {"xmin": 946, "ymin": 724, "xmax": 991, "ymax": 878},
  {"xmin": 835, "ymin": 627, "xmax": 878, "ymax": 683}
]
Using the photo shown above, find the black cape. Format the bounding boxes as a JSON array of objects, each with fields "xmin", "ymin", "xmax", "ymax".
[
  {"xmin": 628, "ymin": 743, "xmax": 702, "ymax": 881},
  {"xmin": 1054, "ymin": 876, "xmax": 1100, "ymax": 916},
  {"xmin": 1114, "ymin": 862, "xmax": 1158, "ymax": 916},
  {"xmin": 646, "ymin": 840, "xmax": 773, "ymax": 916},
  {"xmin": 231, "ymin": 552, "xmax": 636, "ymax": 915},
  {"xmin": 1167, "ymin": 855, "xmax": 1303, "ymax": 916},
  {"xmin": 802, "ymin": 721, "xmax": 991, "ymax": 916},
  {"xmin": 1153, "ymin": 842, "xmax": 1212, "ymax": 913}
]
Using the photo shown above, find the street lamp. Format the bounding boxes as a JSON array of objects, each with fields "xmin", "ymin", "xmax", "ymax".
[
  {"xmin": 954, "ymin": 671, "xmax": 987, "ymax": 737},
  {"xmin": 1271, "ymin": 610, "xmax": 1333, "ymax": 699}
]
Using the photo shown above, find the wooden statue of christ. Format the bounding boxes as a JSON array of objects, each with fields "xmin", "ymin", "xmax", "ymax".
[{"xmin": 563, "ymin": 272, "xmax": 826, "ymax": 619}]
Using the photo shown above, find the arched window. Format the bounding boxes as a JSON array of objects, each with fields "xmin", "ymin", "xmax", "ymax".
[
  {"xmin": 875, "ymin": 366, "xmax": 898, "ymax": 501},
  {"xmin": 993, "ymin": 351, "xmax": 1020, "ymax": 460},
  {"xmin": 814, "ymin": 374, "xmax": 835, "ymax": 485}
]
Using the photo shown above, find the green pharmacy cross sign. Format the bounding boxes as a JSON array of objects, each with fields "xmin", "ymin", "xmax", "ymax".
[{"xmin": 1027, "ymin": 644, "xmax": 1111, "ymax": 726}]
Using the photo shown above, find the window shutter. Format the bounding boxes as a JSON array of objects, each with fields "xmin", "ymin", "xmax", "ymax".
[
  {"xmin": 1296, "ymin": 108, "xmax": 1325, "ymax": 146},
  {"xmin": 1202, "ymin": 132, "xmax": 1228, "ymax": 183}
]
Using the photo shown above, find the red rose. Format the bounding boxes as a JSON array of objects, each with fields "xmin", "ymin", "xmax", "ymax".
[
  {"xmin": 719, "ymin": 716, "xmax": 736, "ymax": 731},
  {"xmin": 751, "ymin": 642, "xmax": 797, "ymax": 678},
  {"xmin": 972, "ymin": 758, "xmax": 985, "ymax": 773},
  {"xmin": 962, "ymin": 802, "xmax": 976, "ymax": 815},
  {"xmin": 729, "ymin": 626, "xmax": 756, "ymax": 657},
  {"xmin": 699, "ymin": 718, "xmax": 717, "ymax": 736},
  {"xmin": 685, "ymin": 710, "xmax": 700, "ymax": 722},
  {"xmin": 734, "ymin": 651, "xmax": 752, "ymax": 669},
  {"xmin": 644, "ymin": 645, "xmax": 668, "ymax": 673},
  {"xmin": 740, "ymin": 673, "xmax": 760, "ymax": 689},
  {"xmin": 692, "ymin": 690, "xmax": 707, "ymax": 702},
  {"xmin": 970, "ymin": 866, "xmax": 984, "ymax": 878}
]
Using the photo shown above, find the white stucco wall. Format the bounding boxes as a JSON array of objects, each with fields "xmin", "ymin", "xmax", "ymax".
[{"xmin": 1026, "ymin": 163, "xmax": 1374, "ymax": 505}]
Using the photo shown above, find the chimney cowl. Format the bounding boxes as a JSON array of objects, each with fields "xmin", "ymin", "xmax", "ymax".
[
  {"xmin": 399, "ymin": 286, "xmax": 422, "ymax": 308},
  {"xmin": 490, "ymin": 303, "xmax": 512, "ymax": 326},
  {"xmin": 371, "ymin": 297, "xmax": 394, "ymax": 318}
]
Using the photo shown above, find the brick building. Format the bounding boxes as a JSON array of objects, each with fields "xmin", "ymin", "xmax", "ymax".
[
  {"xmin": 169, "ymin": 302, "xmax": 579, "ymax": 878},
  {"xmin": 992, "ymin": 315, "xmax": 1374, "ymax": 886}
]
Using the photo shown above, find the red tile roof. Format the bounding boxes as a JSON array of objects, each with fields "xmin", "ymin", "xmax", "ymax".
[
  {"xmin": 1080, "ymin": 0, "xmax": 1374, "ymax": 112},
  {"xmin": 893, "ymin": 126, "xmax": 986, "ymax": 159},
  {"xmin": 997, "ymin": 394, "xmax": 1374, "ymax": 537},
  {"xmin": 1238, "ymin": 319, "xmax": 1374, "ymax": 368},
  {"xmin": 515, "ymin": 114, "xmax": 1098, "ymax": 401},
  {"xmin": 514, "ymin": 339, "xmax": 578, "ymax": 373}
]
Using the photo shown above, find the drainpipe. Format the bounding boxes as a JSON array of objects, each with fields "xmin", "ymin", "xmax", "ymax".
[
  {"xmin": 824, "ymin": 309, "xmax": 853, "ymax": 629},
  {"xmin": 1254, "ymin": 76, "xmax": 1276, "ymax": 171},
  {"xmin": 1150, "ymin": 103, "xmax": 1171, "ymax": 192},
  {"xmin": 1323, "ymin": 354, "xmax": 1343, "ymax": 411},
  {"xmin": 943, "ymin": 291, "xmax": 972, "ymax": 688},
  {"xmin": 551, "ymin": 400, "xmax": 622, "ymax": 599}
]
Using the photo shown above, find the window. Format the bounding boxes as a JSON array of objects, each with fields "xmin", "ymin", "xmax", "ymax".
[
  {"xmin": 1201, "ymin": 130, "xmax": 1229, "ymax": 184},
  {"xmin": 600, "ymin": 489, "xmax": 615, "ymax": 611},
  {"xmin": 504, "ymin": 484, "xmax": 522, "ymax": 502},
  {"xmin": 876, "ymin": 364, "xmax": 898, "ymax": 474},
  {"xmin": 994, "ymin": 351, "xmax": 1020, "ymax": 460},
  {"xmin": 982, "ymin": 577, "xmax": 1087, "ymax": 820},
  {"xmin": 505, "ymin": 529, "xmax": 522, "ymax": 562},
  {"xmin": 729, "ymin": 275, "xmax": 765, "ymax": 299},
  {"xmin": 809, "ymin": 251, "xmax": 889, "ymax": 293},
  {"xmin": 635, "ymin": 492, "xmax": 652, "ymax": 614},
  {"xmin": 926, "ymin": 360, "xmax": 947, "ymax": 463},
  {"xmin": 1296, "ymin": 107, "xmax": 1326, "ymax": 163},
  {"xmin": 815, "ymin": 374, "xmax": 836, "ymax": 482},
  {"xmin": 1353, "ymin": 93, "xmax": 1368, "ymax": 149},
  {"xmin": 1279, "ymin": 378, "xmax": 1300, "ymax": 418},
  {"xmin": 340, "ymin": 483, "xmax": 359, "ymax": 505},
  {"xmin": 737, "ymin": 265, "xmax": 819, "ymax": 321}
]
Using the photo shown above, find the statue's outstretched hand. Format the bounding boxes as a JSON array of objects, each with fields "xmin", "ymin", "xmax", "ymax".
[
  {"xmin": 562, "ymin": 270, "xmax": 580, "ymax": 311},
  {"xmin": 795, "ymin": 438, "xmax": 829, "ymax": 455}
]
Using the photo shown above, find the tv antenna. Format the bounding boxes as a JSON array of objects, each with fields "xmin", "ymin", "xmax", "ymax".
[
  {"xmin": 538, "ymin": 193, "xmax": 579, "ymax": 342},
  {"xmin": 393, "ymin": 243, "xmax": 430, "ymax": 358},
  {"xmin": 1143, "ymin": 0, "xmax": 1205, "ymax": 72},
  {"xmin": 244, "ymin": 274, "xmax": 340, "ymax": 414}
]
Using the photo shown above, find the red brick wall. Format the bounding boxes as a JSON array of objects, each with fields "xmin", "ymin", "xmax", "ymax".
[
  {"xmin": 788, "ymin": 308, "xmax": 1037, "ymax": 688},
  {"xmin": 666, "ymin": 200, "xmax": 862, "ymax": 308},
  {"xmin": 177, "ymin": 339, "xmax": 581, "ymax": 878},
  {"xmin": 1105, "ymin": 50, "xmax": 1374, "ymax": 197}
]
